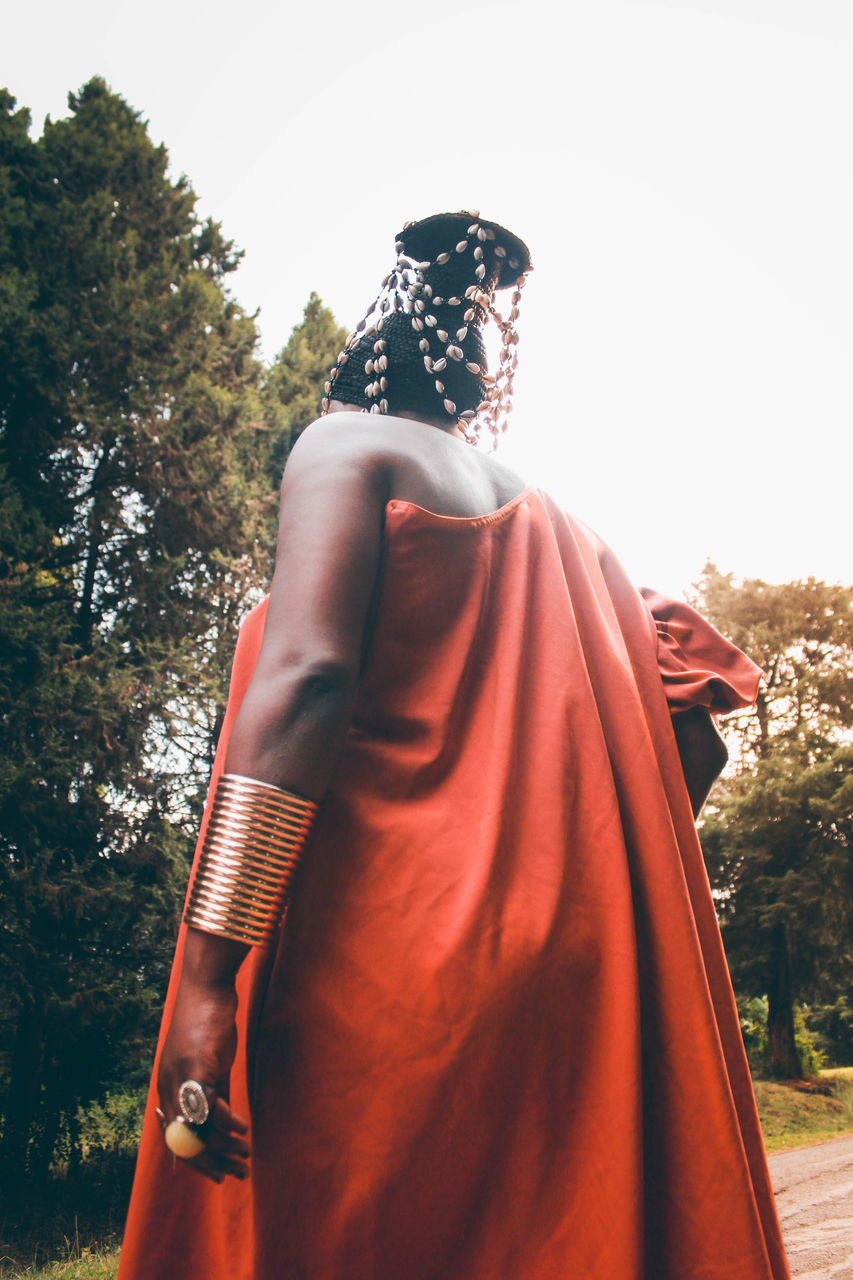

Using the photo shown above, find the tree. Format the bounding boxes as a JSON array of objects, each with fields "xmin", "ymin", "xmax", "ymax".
[
  {"xmin": 263, "ymin": 292, "xmax": 346, "ymax": 484},
  {"xmin": 694, "ymin": 566, "xmax": 853, "ymax": 1077},
  {"xmin": 0, "ymin": 78, "xmax": 282, "ymax": 1185}
]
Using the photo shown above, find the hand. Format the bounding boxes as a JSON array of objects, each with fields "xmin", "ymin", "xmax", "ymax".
[{"xmin": 157, "ymin": 972, "xmax": 250, "ymax": 1183}]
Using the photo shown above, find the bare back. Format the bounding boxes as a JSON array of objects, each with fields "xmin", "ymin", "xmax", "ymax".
[
  {"xmin": 322, "ymin": 410, "xmax": 528, "ymax": 520},
  {"xmin": 222, "ymin": 409, "xmax": 528, "ymax": 794}
]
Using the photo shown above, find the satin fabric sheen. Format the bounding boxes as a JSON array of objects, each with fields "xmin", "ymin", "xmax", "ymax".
[{"xmin": 118, "ymin": 489, "xmax": 790, "ymax": 1280}]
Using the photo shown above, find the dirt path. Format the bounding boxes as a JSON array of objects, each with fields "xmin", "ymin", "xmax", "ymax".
[{"xmin": 769, "ymin": 1134, "xmax": 853, "ymax": 1278}]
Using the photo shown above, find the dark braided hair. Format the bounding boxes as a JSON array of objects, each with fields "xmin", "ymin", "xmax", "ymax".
[{"xmin": 323, "ymin": 211, "xmax": 532, "ymax": 446}]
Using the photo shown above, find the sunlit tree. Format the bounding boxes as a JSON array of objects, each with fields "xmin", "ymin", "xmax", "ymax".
[{"xmin": 694, "ymin": 566, "xmax": 853, "ymax": 1077}]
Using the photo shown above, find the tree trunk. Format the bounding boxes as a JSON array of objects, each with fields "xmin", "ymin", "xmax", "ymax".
[
  {"xmin": 0, "ymin": 993, "xmax": 44, "ymax": 1188},
  {"xmin": 76, "ymin": 437, "xmax": 114, "ymax": 646},
  {"xmin": 767, "ymin": 919, "xmax": 803, "ymax": 1078},
  {"xmin": 754, "ymin": 686, "xmax": 771, "ymax": 757}
]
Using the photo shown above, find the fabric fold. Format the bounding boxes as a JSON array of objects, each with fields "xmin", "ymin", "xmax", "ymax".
[
  {"xmin": 640, "ymin": 587, "xmax": 763, "ymax": 714},
  {"xmin": 119, "ymin": 491, "xmax": 788, "ymax": 1280}
]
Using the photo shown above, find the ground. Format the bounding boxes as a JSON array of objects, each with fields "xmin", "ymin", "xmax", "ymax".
[{"xmin": 770, "ymin": 1134, "xmax": 853, "ymax": 1279}]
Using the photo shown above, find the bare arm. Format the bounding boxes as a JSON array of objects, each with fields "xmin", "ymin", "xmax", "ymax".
[
  {"xmin": 158, "ymin": 420, "xmax": 389, "ymax": 1180},
  {"xmin": 671, "ymin": 705, "xmax": 728, "ymax": 818},
  {"xmin": 224, "ymin": 425, "xmax": 388, "ymax": 794}
]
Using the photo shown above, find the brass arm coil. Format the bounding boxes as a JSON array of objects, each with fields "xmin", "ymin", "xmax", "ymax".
[{"xmin": 184, "ymin": 773, "xmax": 318, "ymax": 947}]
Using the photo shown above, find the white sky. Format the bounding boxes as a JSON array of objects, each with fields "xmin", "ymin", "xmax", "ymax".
[{"xmin": 6, "ymin": 0, "xmax": 852, "ymax": 596}]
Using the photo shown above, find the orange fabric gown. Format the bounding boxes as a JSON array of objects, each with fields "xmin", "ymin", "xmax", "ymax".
[{"xmin": 119, "ymin": 489, "xmax": 790, "ymax": 1280}]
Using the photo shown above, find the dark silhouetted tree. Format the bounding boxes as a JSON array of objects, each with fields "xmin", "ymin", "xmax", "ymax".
[{"xmin": 0, "ymin": 77, "xmax": 282, "ymax": 1183}]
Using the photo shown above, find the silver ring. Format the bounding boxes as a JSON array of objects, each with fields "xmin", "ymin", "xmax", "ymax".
[{"xmin": 178, "ymin": 1079, "xmax": 210, "ymax": 1126}]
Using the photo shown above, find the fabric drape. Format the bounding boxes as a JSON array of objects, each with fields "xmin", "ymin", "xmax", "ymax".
[{"xmin": 119, "ymin": 489, "xmax": 788, "ymax": 1280}]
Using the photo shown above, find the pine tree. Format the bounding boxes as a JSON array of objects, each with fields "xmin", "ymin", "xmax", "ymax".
[
  {"xmin": 0, "ymin": 79, "xmax": 280, "ymax": 1184},
  {"xmin": 263, "ymin": 292, "xmax": 346, "ymax": 484}
]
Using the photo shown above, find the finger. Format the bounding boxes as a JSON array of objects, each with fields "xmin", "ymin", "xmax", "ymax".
[
  {"xmin": 211, "ymin": 1095, "xmax": 249, "ymax": 1136},
  {"xmin": 201, "ymin": 1116, "xmax": 249, "ymax": 1166},
  {"xmin": 202, "ymin": 1129, "xmax": 251, "ymax": 1161},
  {"xmin": 188, "ymin": 1149, "xmax": 249, "ymax": 1183},
  {"xmin": 190, "ymin": 1158, "xmax": 225, "ymax": 1185},
  {"xmin": 180, "ymin": 1143, "xmax": 249, "ymax": 1181},
  {"xmin": 201, "ymin": 1109, "xmax": 250, "ymax": 1158},
  {"xmin": 212, "ymin": 1152, "xmax": 250, "ymax": 1180}
]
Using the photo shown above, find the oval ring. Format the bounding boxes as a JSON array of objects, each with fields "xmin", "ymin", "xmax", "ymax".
[{"xmin": 178, "ymin": 1079, "xmax": 210, "ymax": 1126}]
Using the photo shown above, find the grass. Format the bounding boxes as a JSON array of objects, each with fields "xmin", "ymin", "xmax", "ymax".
[
  {"xmin": 4, "ymin": 1072, "xmax": 853, "ymax": 1278},
  {"xmin": 0, "ymin": 1091, "xmax": 141, "ymax": 1279},
  {"xmin": 822, "ymin": 1065, "xmax": 853, "ymax": 1081},
  {"xmin": 0, "ymin": 1145, "xmax": 133, "ymax": 1279},
  {"xmin": 0, "ymin": 1220, "xmax": 122, "ymax": 1280},
  {"xmin": 0, "ymin": 1244, "xmax": 120, "ymax": 1279},
  {"xmin": 753, "ymin": 1070, "xmax": 853, "ymax": 1152}
]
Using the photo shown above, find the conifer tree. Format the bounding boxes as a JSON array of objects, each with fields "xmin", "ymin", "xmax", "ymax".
[
  {"xmin": 0, "ymin": 78, "xmax": 280, "ymax": 1183},
  {"xmin": 263, "ymin": 292, "xmax": 347, "ymax": 483}
]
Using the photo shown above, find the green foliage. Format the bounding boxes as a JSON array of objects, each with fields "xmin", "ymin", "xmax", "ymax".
[
  {"xmin": 793, "ymin": 1006, "xmax": 826, "ymax": 1075},
  {"xmin": 0, "ymin": 1091, "xmax": 143, "ymax": 1275},
  {"xmin": 76, "ymin": 1089, "xmax": 145, "ymax": 1157},
  {"xmin": 737, "ymin": 996, "xmax": 825, "ymax": 1075},
  {"xmin": 804, "ymin": 996, "xmax": 853, "ymax": 1067},
  {"xmin": 263, "ymin": 292, "xmax": 346, "ymax": 482},
  {"xmin": 693, "ymin": 567, "xmax": 853, "ymax": 765},
  {"xmin": 695, "ymin": 566, "xmax": 853, "ymax": 1076},
  {"xmin": 737, "ymin": 994, "xmax": 769, "ymax": 1071},
  {"xmin": 0, "ymin": 76, "xmax": 348, "ymax": 1269},
  {"xmin": 0, "ymin": 77, "xmax": 287, "ymax": 1185},
  {"xmin": 704, "ymin": 744, "xmax": 853, "ymax": 1001}
]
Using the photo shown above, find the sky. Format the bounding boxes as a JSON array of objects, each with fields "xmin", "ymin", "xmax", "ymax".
[{"xmin": 6, "ymin": 0, "xmax": 852, "ymax": 596}]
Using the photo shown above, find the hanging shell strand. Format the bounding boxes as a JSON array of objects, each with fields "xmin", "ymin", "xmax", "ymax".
[
  {"xmin": 321, "ymin": 286, "xmax": 384, "ymax": 415},
  {"xmin": 322, "ymin": 216, "xmax": 528, "ymax": 446},
  {"xmin": 475, "ymin": 272, "xmax": 529, "ymax": 446}
]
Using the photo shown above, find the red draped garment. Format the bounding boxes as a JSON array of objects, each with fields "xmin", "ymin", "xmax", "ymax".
[{"xmin": 119, "ymin": 489, "xmax": 790, "ymax": 1280}]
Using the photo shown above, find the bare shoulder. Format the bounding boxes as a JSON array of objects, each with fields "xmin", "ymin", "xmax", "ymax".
[
  {"xmin": 271, "ymin": 416, "xmax": 389, "ymax": 556},
  {"xmin": 283, "ymin": 412, "xmax": 447, "ymax": 504},
  {"xmin": 286, "ymin": 412, "xmax": 527, "ymax": 516},
  {"xmin": 285, "ymin": 414, "xmax": 396, "ymax": 487}
]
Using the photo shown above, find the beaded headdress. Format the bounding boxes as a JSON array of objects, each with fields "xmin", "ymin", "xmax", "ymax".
[{"xmin": 322, "ymin": 211, "xmax": 532, "ymax": 446}]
